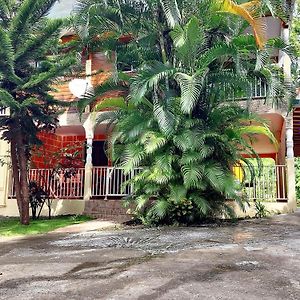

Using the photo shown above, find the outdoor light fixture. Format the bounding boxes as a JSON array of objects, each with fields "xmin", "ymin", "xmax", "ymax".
[{"xmin": 68, "ymin": 78, "xmax": 94, "ymax": 98}]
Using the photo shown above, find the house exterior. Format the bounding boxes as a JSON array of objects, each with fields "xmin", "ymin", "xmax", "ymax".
[{"xmin": 0, "ymin": 16, "xmax": 298, "ymax": 221}]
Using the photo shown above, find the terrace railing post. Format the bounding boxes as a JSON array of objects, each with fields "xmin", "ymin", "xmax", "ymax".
[
  {"xmin": 104, "ymin": 168, "xmax": 112, "ymax": 200},
  {"xmin": 286, "ymin": 116, "xmax": 297, "ymax": 211},
  {"xmin": 83, "ymin": 115, "xmax": 96, "ymax": 202},
  {"xmin": 130, "ymin": 169, "xmax": 134, "ymax": 195},
  {"xmin": 83, "ymin": 135, "xmax": 93, "ymax": 201}
]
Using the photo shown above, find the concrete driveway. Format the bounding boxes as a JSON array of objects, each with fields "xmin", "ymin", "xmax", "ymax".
[{"xmin": 0, "ymin": 211, "xmax": 299, "ymax": 300}]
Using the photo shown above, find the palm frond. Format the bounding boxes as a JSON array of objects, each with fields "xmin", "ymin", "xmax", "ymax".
[
  {"xmin": 181, "ymin": 164, "xmax": 204, "ymax": 189},
  {"xmin": 153, "ymin": 98, "xmax": 177, "ymax": 136},
  {"xmin": 121, "ymin": 143, "xmax": 146, "ymax": 172},
  {"xmin": 203, "ymin": 162, "xmax": 226, "ymax": 192},
  {"xmin": 189, "ymin": 194, "xmax": 211, "ymax": 215},
  {"xmin": 130, "ymin": 61, "xmax": 176, "ymax": 101},
  {"xmin": 238, "ymin": 124, "xmax": 278, "ymax": 149},
  {"xmin": 175, "ymin": 71, "xmax": 207, "ymax": 113},
  {"xmin": 169, "ymin": 185, "xmax": 187, "ymax": 203},
  {"xmin": 141, "ymin": 131, "xmax": 167, "ymax": 154},
  {"xmin": 160, "ymin": 0, "xmax": 181, "ymax": 28},
  {"xmin": 149, "ymin": 199, "xmax": 171, "ymax": 219},
  {"xmin": 218, "ymin": 0, "xmax": 266, "ymax": 49}
]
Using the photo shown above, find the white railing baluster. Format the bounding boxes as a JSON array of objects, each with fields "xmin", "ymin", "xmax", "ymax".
[
  {"xmin": 254, "ymin": 77, "xmax": 257, "ymax": 98},
  {"xmin": 228, "ymin": 78, "xmax": 267, "ymax": 100},
  {"xmin": 0, "ymin": 107, "xmax": 10, "ymax": 116},
  {"xmin": 281, "ymin": 166, "xmax": 286, "ymax": 200},
  {"xmin": 99, "ymin": 167, "xmax": 103, "ymax": 196}
]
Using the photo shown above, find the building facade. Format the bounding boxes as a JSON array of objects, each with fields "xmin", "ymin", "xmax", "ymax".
[{"xmin": 0, "ymin": 16, "xmax": 298, "ymax": 221}]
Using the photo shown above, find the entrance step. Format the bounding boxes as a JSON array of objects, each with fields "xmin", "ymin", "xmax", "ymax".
[{"xmin": 84, "ymin": 199, "xmax": 133, "ymax": 223}]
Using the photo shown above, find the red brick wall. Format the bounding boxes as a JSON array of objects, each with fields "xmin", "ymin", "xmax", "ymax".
[
  {"xmin": 61, "ymin": 135, "xmax": 85, "ymax": 168},
  {"xmin": 31, "ymin": 132, "xmax": 62, "ymax": 169},
  {"xmin": 31, "ymin": 133, "xmax": 86, "ymax": 169},
  {"xmin": 31, "ymin": 133, "xmax": 109, "ymax": 169}
]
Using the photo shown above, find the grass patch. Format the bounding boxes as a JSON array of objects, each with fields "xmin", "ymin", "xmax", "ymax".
[{"xmin": 0, "ymin": 215, "xmax": 92, "ymax": 237}]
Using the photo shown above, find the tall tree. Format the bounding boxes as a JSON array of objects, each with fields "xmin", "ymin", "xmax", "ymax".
[{"xmin": 0, "ymin": 0, "xmax": 77, "ymax": 224}]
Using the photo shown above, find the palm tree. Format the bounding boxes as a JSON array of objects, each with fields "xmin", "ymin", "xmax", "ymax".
[
  {"xmin": 95, "ymin": 93, "xmax": 275, "ymax": 224},
  {"xmin": 0, "ymin": 0, "xmax": 77, "ymax": 224},
  {"xmin": 73, "ymin": 0, "xmax": 291, "ymax": 68},
  {"xmin": 76, "ymin": 0, "xmax": 291, "ymax": 224}
]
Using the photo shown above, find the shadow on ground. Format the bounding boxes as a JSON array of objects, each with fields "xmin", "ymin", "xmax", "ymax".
[{"xmin": 0, "ymin": 211, "xmax": 299, "ymax": 299}]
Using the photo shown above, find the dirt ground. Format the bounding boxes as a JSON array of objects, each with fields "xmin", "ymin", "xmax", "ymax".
[{"xmin": 0, "ymin": 211, "xmax": 299, "ymax": 300}]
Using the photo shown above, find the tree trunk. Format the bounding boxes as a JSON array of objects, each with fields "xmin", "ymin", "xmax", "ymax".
[
  {"xmin": 10, "ymin": 137, "xmax": 23, "ymax": 219},
  {"xmin": 16, "ymin": 131, "xmax": 30, "ymax": 225}
]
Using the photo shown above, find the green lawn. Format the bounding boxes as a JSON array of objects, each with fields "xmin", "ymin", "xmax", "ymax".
[{"xmin": 0, "ymin": 215, "xmax": 91, "ymax": 237}]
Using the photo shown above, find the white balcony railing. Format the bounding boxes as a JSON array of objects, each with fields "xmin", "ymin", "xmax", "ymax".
[
  {"xmin": 250, "ymin": 77, "xmax": 268, "ymax": 99},
  {"xmin": 226, "ymin": 77, "xmax": 268, "ymax": 100},
  {"xmin": 233, "ymin": 165, "xmax": 287, "ymax": 201},
  {"xmin": 9, "ymin": 168, "xmax": 85, "ymax": 199},
  {"xmin": 9, "ymin": 167, "xmax": 141, "ymax": 199},
  {"xmin": 92, "ymin": 167, "xmax": 142, "ymax": 197},
  {"xmin": 9, "ymin": 165, "xmax": 287, "ymax": 202}
]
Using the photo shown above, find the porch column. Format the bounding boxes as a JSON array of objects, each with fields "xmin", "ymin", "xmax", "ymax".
[
  {"xmin": 83, "ymin": 126, "xmax": 94, "ymax": 201},
  {"xmin": 286, "ymin": 116, "xmax": 297, "ymax": 211}
]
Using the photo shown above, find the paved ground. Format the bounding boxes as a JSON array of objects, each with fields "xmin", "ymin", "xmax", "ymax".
[{"xmin": 0, "ymin": 211, "xmax": 299, "ymax": 300}]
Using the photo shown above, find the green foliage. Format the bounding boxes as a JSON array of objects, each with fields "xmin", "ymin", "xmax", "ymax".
[
  {"xmin": 100, "ymin": 95, "xmax": 274, "ymax": 225},
  {"xmin": 0, "ymin": 0, "xmax": 79, "ymax": 146},
  {"xmin": 81, "ymin": 0, "xmax": 290, "ymax": 225},
  {"xmin": 254, "ymin": 201, "xmax": 270, "ymax": 218},
  {"xmin": 295, "ymin": 157, "xmax": 300, "ymax": 204},
  {"xmin": 290, "ymin": 0, "xmax": 300, "ymax": 88},
  {"xmin": 0, "ymin": 215, "xmax": 91, "ymax": 237},
  {"xmin": 291, "ymin": 0, "xmax": 300, "ymax": 54},
  {"xmin": 0, "ymin": 0, "xmax": 81, "ymax": 224}
]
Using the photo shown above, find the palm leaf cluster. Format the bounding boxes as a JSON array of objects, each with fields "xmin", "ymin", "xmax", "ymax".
[
  {"xmin": 77, "ymin": 0, "xmax": 291, "ymax": 224},
  {"xmin": 98, "ymin": 95, "xmax": 275, "ymax": 224}
]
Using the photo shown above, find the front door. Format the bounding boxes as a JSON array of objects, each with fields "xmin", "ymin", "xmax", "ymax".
[{"xmin": 92, "ymin": 141, "xmax": 108, "ymax": 166}]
